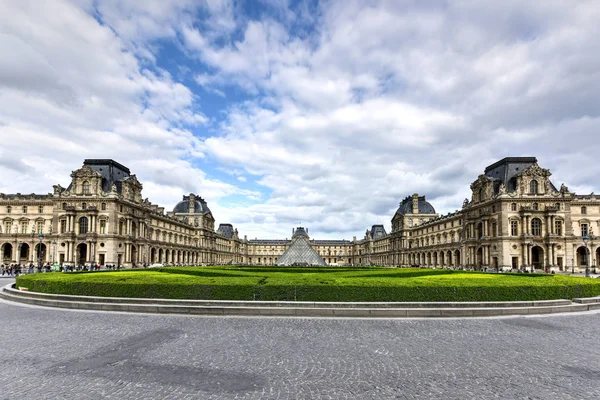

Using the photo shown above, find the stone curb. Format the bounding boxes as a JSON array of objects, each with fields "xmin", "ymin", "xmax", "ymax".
[{"xmin": 2, "ymin": 284, "xmax": 600, "ymax": 318}]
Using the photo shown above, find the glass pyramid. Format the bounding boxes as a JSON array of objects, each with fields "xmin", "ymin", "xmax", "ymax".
[{"xmin": 277, "ymin": 236, "xmax": 327, "ymax": 266}]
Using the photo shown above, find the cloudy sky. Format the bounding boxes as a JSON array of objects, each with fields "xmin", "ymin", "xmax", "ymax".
[{"xmin": 1, "ymin": 0, "xmax": 599, "ymax": 239}]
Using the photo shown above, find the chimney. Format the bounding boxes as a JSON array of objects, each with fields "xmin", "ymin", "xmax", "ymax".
[
  {"xmin": 412, "ymin": 193, "xmax": 419, "ymax": 214},
  {"xmin": 189, "ymin": 193, "xmax": 195, "ymax": 213}
]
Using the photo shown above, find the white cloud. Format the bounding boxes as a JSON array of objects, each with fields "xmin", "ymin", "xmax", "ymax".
[{"xmin": 2, "ymin": 0, "xmax": 599, "ymax": 240}]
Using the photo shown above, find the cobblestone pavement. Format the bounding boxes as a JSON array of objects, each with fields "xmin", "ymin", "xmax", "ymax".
[{"xmin": 1, "ymin": 296, "xmax": 600, "ymax": 399}]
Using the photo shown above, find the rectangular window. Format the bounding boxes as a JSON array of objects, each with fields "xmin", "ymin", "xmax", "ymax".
[
  {"xmin": 60, "ymin": 220, "xmax": 66, "ymax": 233},
  {"xmin": 38, "ymin": 206, "xmax": 43, "ymax": 214},
  {"xmin": 5, "ymin": 221, "xmax": 12, "ymax": 233},
  {"xmin": 100, "ymin": 220, "xmax": 106, "ymax": 234},
  {"xmin": 37, "ymin": 221, "xmax": 44, "ymax": 234},
  {"xmin": 554, "ymin": 221, "xmax": 562, "ymax": 236},
  {"xmin": 21, "ymin": 222, "xmax": 28, "ymax": 234},
  {"xmin": 581, "ymin": 224, "xmax": 588, "ymax": 237}
]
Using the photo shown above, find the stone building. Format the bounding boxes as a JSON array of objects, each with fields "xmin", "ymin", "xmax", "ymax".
[{"xmin": 1, "ymin": 157, "xmax": 598, "ymax": 271}]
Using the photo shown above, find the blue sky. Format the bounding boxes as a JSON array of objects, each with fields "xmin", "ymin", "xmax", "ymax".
[{"xmin": 1, "ymin": 0, "xmax": 599, "ymax": 239}]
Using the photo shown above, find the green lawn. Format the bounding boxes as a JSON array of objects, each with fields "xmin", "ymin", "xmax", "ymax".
[{"xmin": 15, "ymin": 266, "xmax": 600, "ymax": 302}]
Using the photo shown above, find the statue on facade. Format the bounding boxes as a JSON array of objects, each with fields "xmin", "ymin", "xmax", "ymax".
[{"xmin": 498, "ymin": 182, "xmax": 506, "ymax": 194}]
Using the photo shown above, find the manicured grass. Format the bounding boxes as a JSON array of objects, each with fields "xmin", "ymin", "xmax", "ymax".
[{"xmin": 15, "ymin": 266, "xmax": 600, "ymax": 302}]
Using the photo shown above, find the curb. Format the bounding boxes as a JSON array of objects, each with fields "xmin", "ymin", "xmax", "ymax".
[{"xmin": 2, "ymin": 284, "xmax": 600, "ymax": 318}]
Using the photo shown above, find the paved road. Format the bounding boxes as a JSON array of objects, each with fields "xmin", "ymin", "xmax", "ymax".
[{"xmin": 1, "ymin": 294, "xmax": 600, "ymax": 399}]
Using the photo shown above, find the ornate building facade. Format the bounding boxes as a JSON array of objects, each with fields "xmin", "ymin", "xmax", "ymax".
[{"xmin": 1, "ymin": 157, "xmax": 598, "ymax": 271}]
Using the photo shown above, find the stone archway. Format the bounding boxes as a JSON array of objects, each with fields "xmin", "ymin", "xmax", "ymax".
[
  {"xmin": 476, "ymin": 247, "xmax": 483, "ymax": 267},
  {"xmin": 454, "ymin": 249, "xmax": 461, "ymax": 267},
  {"xmin": 150, "ymin": 248, "xmax": 156, "ymax": 264},
  {"xmin": 19, "ymin": 243, "xmax": 30, "ymax": 262},
  {"xmin": 35, "ymin": 243, "xmax": 47, "ymax": 264},
  {"xmin": 2, "ymin": 243, "xmax": 13, "ymax": 262},
  {"xmin": 76, "ymin": 243, "xmax": 87, "ymax": 266},
  {"xmin": 577, "ymin": 246, "xmax": 588, "ymax": 266},
  {"xmin": 531, "ymin": 246, "xmax": 544, "ymax": 269},
  {"xmin": 131, "ymin": 245, "xmax": 137, "ymax": 265}
]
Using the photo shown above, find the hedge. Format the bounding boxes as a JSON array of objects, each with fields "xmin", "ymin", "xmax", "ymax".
[{"xmin": 14, "ymin": 266, "xmax": 600, "ymax": 302}]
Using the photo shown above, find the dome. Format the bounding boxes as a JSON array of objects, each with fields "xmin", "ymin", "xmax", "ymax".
[
  {"xmin": 395, "ymin": 194, "xmax": 436, "ymax": 215},
  {"xmin": 173, "ymin": 194, "xmax": 212, "ymax": 215}
]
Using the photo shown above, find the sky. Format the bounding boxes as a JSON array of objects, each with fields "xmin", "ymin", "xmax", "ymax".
[{"xmin": 1, "ymin": 0, "xmax": 599, "ymax": 240}]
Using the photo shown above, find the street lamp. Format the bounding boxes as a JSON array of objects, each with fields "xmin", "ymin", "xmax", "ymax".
[
  {"xmin": 583, "ymin": 229, "xmax": 592, "ymax": 278},
  {"xmin": 52, "ymin": 240, "xmax": 57, "ymax": 264},
  {"xmin": 37, "ymin": 231, "xmax": 44, "ymax": 267}
]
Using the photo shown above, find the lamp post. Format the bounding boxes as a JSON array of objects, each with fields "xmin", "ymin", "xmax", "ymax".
[
  {"xmin": 583, "ymin": 232, "xmax": 591, "ymax": 278},
  {"xmin": 37, "ymin": 232, "xmax": 44, "ymax": 267}
]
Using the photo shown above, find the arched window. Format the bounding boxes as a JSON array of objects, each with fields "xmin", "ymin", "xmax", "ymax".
[
  {"xmin": 511, "ymin": 203, "xmax": 517, "ymax": 211},
  {"xmin": 581, "ymin": 206, "xmax": 587, "ymax": 215},
  {"xmin": 531, "ymin": 218, "xmax": 542, "ymax": 236},
  {"xmin": 82, "ymin": 181, "xmax": 90, "ymax": 194},
  {"xmin": 511, "ymin": 220, "xmax": 518, "ymax": 236},
  {"xmin": 101, "ymin": 203, "xmax": 106, "ymax": 211},
  {"xmin": 530, "ymin": 180, "xmax": 538, "ymax": 194},
  {"xmin": 79, "ymin": 217, "xmax": 89, "ymax": 234}
]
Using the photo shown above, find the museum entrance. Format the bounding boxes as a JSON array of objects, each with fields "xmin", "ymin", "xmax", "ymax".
[
  {"xmin": 577, "ymin": 246, "xmax": 588, "ymax": 266},
  {"xmin": 76, "ymin": 243, "xmax": 87, "ymax": 266},
  {"xmin": 2, "ymin": 243, "xmax": 12, "ymax": 262},
  {"xmin": 531, "ymin": 246, "xmax": 544, "ymax": 269}
]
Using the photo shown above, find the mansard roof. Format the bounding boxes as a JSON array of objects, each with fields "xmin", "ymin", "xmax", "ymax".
[{"xmin": 216, "ymin": 223, "xmax": 234, "ymax": 238}]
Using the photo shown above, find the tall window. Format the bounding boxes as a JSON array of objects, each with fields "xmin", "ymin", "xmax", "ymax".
[
  {"xmin": 82, "ymin": 203, "xmax": 87, "ymax": 210},
  {"xmin": 554, "ymin": 220, "xmax": 562, "ymax": 236},
  {"xmin": 60, "ymin": 219, "xmax": 66, "ymax": 233},
  {"xmin": 101, "ymin": 203, "xmax": 106, "ymax": 211},
  {"xmin": 62, "ymin": 203, "xmax": 67, "ymax": 210},
  {"xmin": 531, "ymin": 218, "xmax": 542, "ymax": 236},
  {"xmin": 21, "ymin": 222, "xmax": 28, "ymax": 234},
  {"xmin": 22, "ymin": 206, "xmax": 27, "ymax": 214},
  {"xmin": 82, "ymin": 181, "xmax": 90, "ymax": 194},
  {"xmin": 479, "ymin": 188, "xmax": 485, "ymax": 202},
  {"xmin": 6, "ymin": 206, "xmax": 11, "ymax": 214},
  {"xmin": 511, "ymin": 220, "xmax": 518, "ymax": 236},
  {"xmin": 555, "ymin": 203, "xmax": 560, "ymax": 210},
  {"xmin": 581, "ymin": 223, "xmax": 588, "ymax": 237},
  {"xmin": 79, "ymin": 217, "xmax": 88, "ymax": 234},
  {"xmin": 511, "ymin": 203, "xmax": 517, "ymax": 211},
  {"xmin": 99, "ymin": 220, "xmax": 106, "ymax": 234},
  {"xmin": 530, "ymin": 180, "xmax": 538, "ymax": 194},
  {"xmin": 38, "ymin": 206, "xmax": 43, "ymax": 214},
  {"xmin": 533, "ymin": 203, "xmax": 539, "ymax": 211},
  {"xmin": 581, "ymin": 206, "xmax": 587, "ymax": 215},
  {"xmin": 37, "ymin": 221, "xmax": 43, "ymax": 233},
  {"xmin": 119, "ymin": 220, "xmax": 124, "ymax": 235},
  {"xmin": 491, "ymin": 222, "xmax": 497, "ymax": 237}
]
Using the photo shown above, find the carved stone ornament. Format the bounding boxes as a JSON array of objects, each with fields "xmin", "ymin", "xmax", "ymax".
[
  {"xmin": 517, "ymin": 163, "xmax": 552, "ymax": 178},
  {"xmin": 70, "ymin": 164, "xmax": 101, "ymax": 179}
]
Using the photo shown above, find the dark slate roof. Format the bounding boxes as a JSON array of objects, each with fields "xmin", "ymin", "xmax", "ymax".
[
  {"xmin": 217, "ymin": 223, "xmax": 234, "ymax": 238},
  {"xmin": 370, "ymin": 225, "xmax": 387, "ymax": 239},
  {"xmin": 173, "ymin": 195, "xmax": 212, "ymax": 215},
  {"xmin": 484, "ymin": 157, "xmax": 536, "ymax": 189},
  {"xmin": 395, "ymin": 195, "xmax": 436, "ymax": 215},
  {"xmin": 311, "ymin": 240, "xmax": 352, "ymax": 245},
  {"xmin": 249, "ymin": 239, "xmax": 290, "ymax": 245},
  {"xmin": 82, "ymin": 159, "xmax": 131, "ymax": 193}
]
